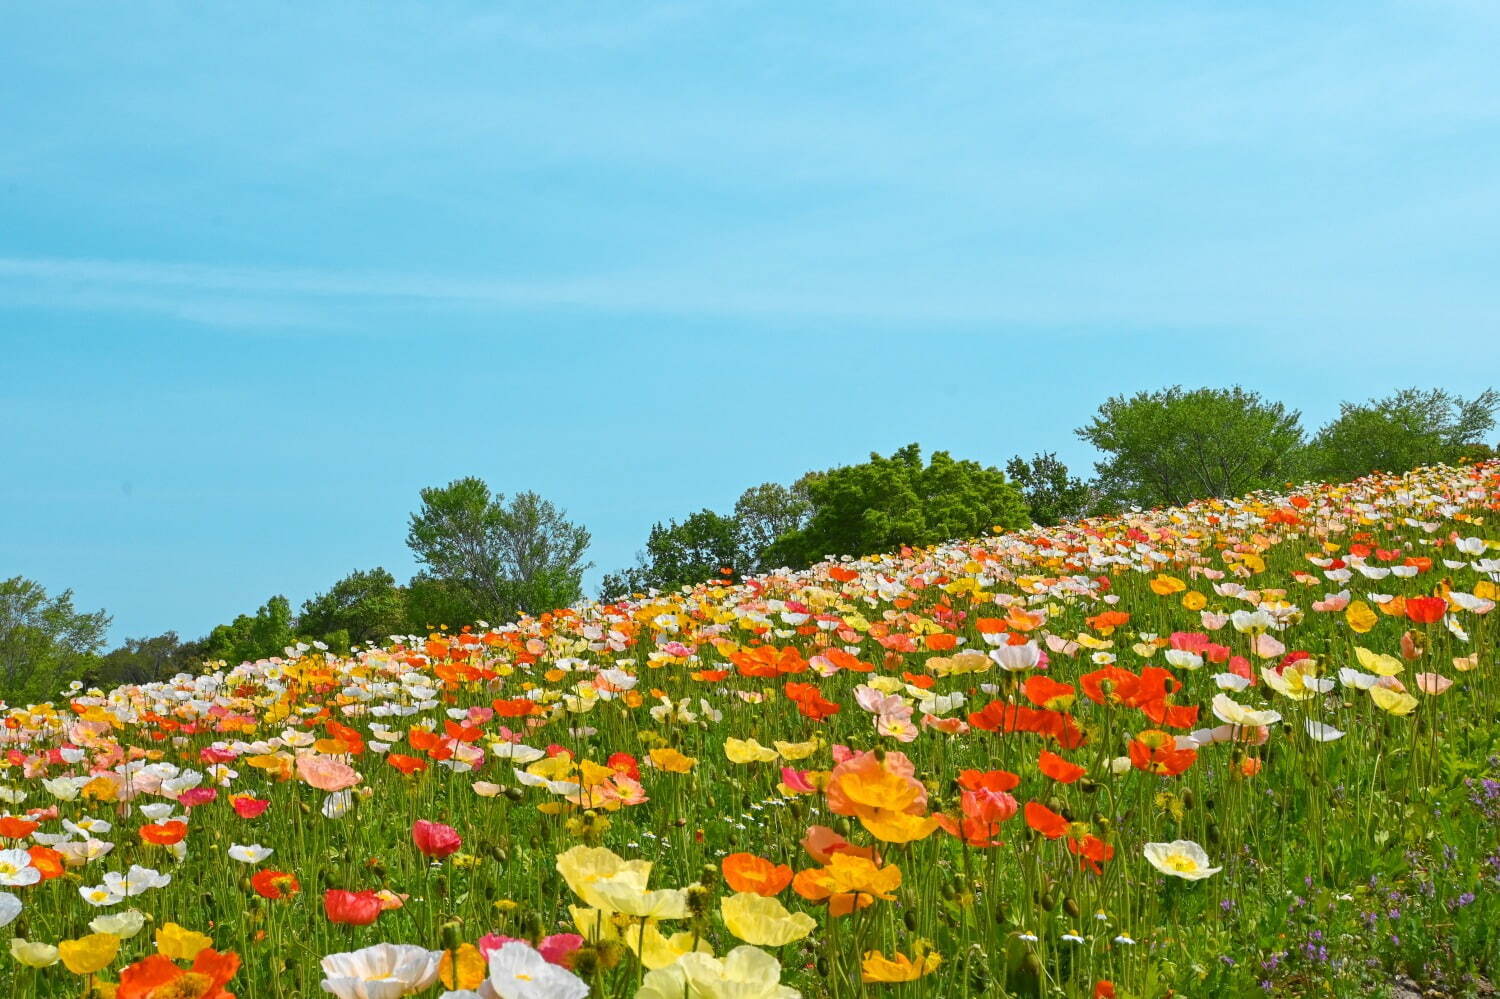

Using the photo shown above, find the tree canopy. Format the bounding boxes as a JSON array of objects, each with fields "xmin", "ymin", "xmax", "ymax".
[
  {"xmin": 762, "ymin": 444, "xmax": 1029, "ymax": 569},
  {"xmin": 1076, "ymin": 386, "xmax": 1305, "ymax": 508},
  {"xmin": 0, "ymin": 577, "xmax": 111, "ymax": 704},
  {"xmin": 601, "ymin": 509, "xmax": 743, "ymax": 599},
  {"xmin": 297, "ymin": 567, "xmax": 407, "ymax": 651},
  {"xmin": 406, "ymin": 478, "xmax": 592, "ymax": 621},
  {"xmin": 1005, "ymin": 452, "xmax": 1110, "ymax": 525},
  {"xmin": 1306, "ymin": 387, "xmax": 1498, "ymax": 482}
]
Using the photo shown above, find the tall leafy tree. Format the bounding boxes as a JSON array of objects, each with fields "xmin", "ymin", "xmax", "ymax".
[
  {"xmin": 1076, "ymin": 386, "xmax": 1304, "ymax": 508},
  {"xmin": 601, "ymin": 509, "xmax": 744, "ymax": 598},
  {"xmin": 403, "ymin": 574, "xmax": 485, "ymax": 633},
  {"xmin": 298, "ymin": 567, "xmax": 407, "ymax": 650},
  {"xmin": 202, "ymin": 595, "xmax": 295, "ymax": 666},
  {"xmin": 1005, "ymin": 452, "xmax": 1110, "ymax": 525},
  {"xmin": 0, "ymin": 577, "xmax": 111, "ymax": 703},
  {"xmin": 93, "ymin": 632, "xmax": 204, "ymax": 688},
  {"xmin": 762, "ymin": 444, "xmax": 1029, "ymax": 569},
  {"xmin": 406, "ymin": 478, "xmax": 591, "ymax": 621},
  {"xmin": 1307, "ymin": 387, "xmax": 1498, "ymax": 482},
  {"xmin": 733, "ymin": 481, "xmax": 813, "ymax": 573}
]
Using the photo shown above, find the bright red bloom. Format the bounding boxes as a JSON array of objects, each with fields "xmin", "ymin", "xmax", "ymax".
[
  {"xmin": 179, "ymin": 787, "xmax": 218, "ymax": 807},
  {"xmin": 0, "ymin": 816, "xmax": 38, "ymax": 839},
  {"xmin": 230, "ymin": 795, "xmax": 270, "ymax": 819},
  {"xmin": 412, "ymin": 819, "xmax": 462, "ymax": 859},
  {"xmin": 324, "ymin": 888, "xmax": 383, "ymax": 925},
  {"xmin": 1405, "ymin": 596, "xmax": 1447, "ymax": 624}
]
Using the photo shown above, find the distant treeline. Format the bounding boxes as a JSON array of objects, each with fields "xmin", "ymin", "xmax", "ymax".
[{"xmin": 3, "ymin": 384, "xmax": 1493, "ymax": 703}]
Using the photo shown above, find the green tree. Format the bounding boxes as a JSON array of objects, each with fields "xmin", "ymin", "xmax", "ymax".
[
  {"xmin": 202, "ymin": 594, "xmax": 294, "ymax": 666},
  {"xmin": 404, "ymin": 574, "xmax": 485, "ymax": 633},
  {"xmin": 93, "ymin": 632, "xmax": 205, "ymax": 688},
  {"xmin": 762, "ymin": 444, "xmax": 1029, "ymax": 569},
  {"xmin": 298, "ymin": 567, "xmax": 407, "ymax": 650},
  {"xmin": 1306, "ymin": 387, "xmax": 1498, "ymax": 482},
  {"xmin": 601, "ymin": 509, "xmax": 744, "ymax": 598},
  {"xmin": 1076, "ymin": 386, "xmax": 1305, "ymax": 508},
  {"xmin": 1005, "ymin": 452, "xmax": 1110, "ymax": 525},
  {"xmin": 733, "ymin": 480, "xmax": 813, "ymax": 572},
  {"xmin": 0, "ymin": 577, "xmax": 111, "ymax": 704},
  {"xmin": 406, "ymin": 478, "xmax": 592, "ymax": 622}
]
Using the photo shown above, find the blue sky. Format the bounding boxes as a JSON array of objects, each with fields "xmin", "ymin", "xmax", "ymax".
[{"xmin": 3, "ymin": 1, "xmax": 1499, "ymax": 644}]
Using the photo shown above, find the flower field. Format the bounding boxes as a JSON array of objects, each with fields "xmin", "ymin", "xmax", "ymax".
[{"xmin": 2, "ymin": 464, "xmax": 1498, "ymax": 998}]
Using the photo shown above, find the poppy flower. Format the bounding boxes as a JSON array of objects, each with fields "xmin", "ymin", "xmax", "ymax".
[
  {"xmin": 140, "ymin": 821, "xmax": 189, "ymax": 846},
  {"xmin": 722, "ymin": 853, "xmax": 793, "ymax": 896},
  {"xmin": 1023, "ymin": 801, "xmax": 1069, "ymax": 839},
  {"xmin": 251, "ymin": 869, "xmax": 301, "ymax": 900},
  {"xmin": 324, "ymin": 889, "xmax": 383, "ymax": 925},
  {"xmin": 1038, "ymin": 751, "xmax": 1087, "ymax": 784},
  {"xmin": 117, "ymin": 948, "xmax": 239, "ymax": 999},
  {"xmin": 230, "ymin": 795, "xmax": 270, "ymax": 819},
  {"xmin": 412, "ymin": 820, "xmax": 462, "ymax": 859},
  {"xmin": 1405, "ymin": 596, "xmax": 1447, "ymax": 624},
  {"xmin": 387, "ymin": 754, "xmax": 428, "ymax": 775}
]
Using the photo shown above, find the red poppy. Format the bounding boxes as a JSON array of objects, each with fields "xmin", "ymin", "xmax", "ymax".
[
  {"xmin": 324, "ymin": 888, "xmax": 383, "ymax": 925},
  {"xmin": 957, "ymin": 769, "xmax": 1020, "ymax": 793},
  {"xmin": 1405, "ymin": 596, "xmax": 1447, "ymax": 624},
  {"xmin": 230, "ymin": 795, "xmax": 270, "ymax": 819},
  {"xmin": 412, "ymin": 819, "xmax": 462, "ymax": 859}
]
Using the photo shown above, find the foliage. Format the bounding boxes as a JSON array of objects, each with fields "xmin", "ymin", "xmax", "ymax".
[
  {"xmin": 601, "ymin": 509, "xmax": 744, "ymax": 598},
  {"xmin": 402, "ymin": 573, "xmax": 485, "ymax": 633},
  {"xmin": 90, "ymin": 631, "xmax": 204, "ymax": 688},
  {"xmin": 201, "ymin": 594, "xmax": 294, "ymax": 667},
  {"xmin": 763, "ymin": 443, "xmax": 1029, "ymax": 568},
  {"xmin": 297, "ymin": 568, "xmax": 407, "ymax": 651},
  {"xmin": 1005, "ymin": 451, "xmax": 1112, "ymax": 525},
  {"xmin": 0, "ymin": 576, "xmax": 111, "ymax": 703},
  {"xmin": 1076, "ymin": 385, "xmax": 1305, "ymax": 508},
  {"xmin": 406, "ymin": 478, "xmax": 592, "ymax": 620},
  {"xmin": 1307, "ymin": 386, "xmax": 1499, "ymax": 482},
  {"xmin": 733, "ymin": 481, "xmax": 813, "ymax": 573}
]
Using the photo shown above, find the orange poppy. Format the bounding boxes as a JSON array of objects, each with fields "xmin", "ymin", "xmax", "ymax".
[
  {"xmin": 721, "ymin": 852, "xmax": 793, "ymax": 896},
  {"xmin": 140, "ymin": 820, "xmax": 189, "ymax": 846},
  {"xmin": 1023, "ymin": 801, "xmax": 1068, "ymax": 839},
  {"xmin": 1037, "ymin": 750, "xmax": 1086, "ymax": 784},
  {"xmin": 117, "ymin": 948, "xmax": 239, "ymax": 999}
]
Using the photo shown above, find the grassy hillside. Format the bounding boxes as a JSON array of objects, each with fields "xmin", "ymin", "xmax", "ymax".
[{"xmin": 1, "ymin": 462, "xmax": 1497, "ymax": 998}]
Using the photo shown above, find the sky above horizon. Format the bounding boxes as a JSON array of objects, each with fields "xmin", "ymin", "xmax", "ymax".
[{"xmin": 4, "ymin": 1, "xmax": 1500, "ymax": 644}]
